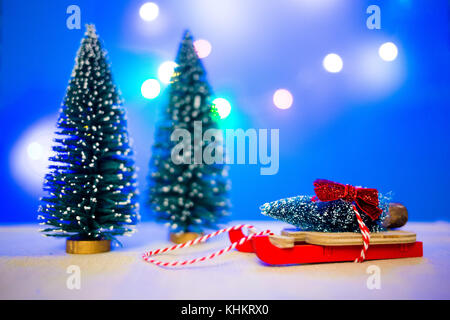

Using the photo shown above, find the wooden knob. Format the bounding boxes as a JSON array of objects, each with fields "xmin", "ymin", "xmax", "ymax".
[{"xmin": 384, "ymin": 203, "xmax": 408, "ymax": 228}]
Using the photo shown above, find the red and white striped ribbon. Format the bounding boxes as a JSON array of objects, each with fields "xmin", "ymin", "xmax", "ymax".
[
  {"xmin": 352, "ymin": 205, "xmax": 371, "ymax": 262},
  {"xmin": 143, "ymin": 211, "xmax": 371, "ymax": 267},
  {"xmin": 142, "ymin": 224, "xmax": 273, "ymax": 267}
]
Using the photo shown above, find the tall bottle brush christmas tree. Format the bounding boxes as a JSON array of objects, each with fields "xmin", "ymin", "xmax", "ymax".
[
  {"xmin": 38, "ymin": 24, "xmax": 139, "ymax": 253},
  {"xmin": 148, "ymin": 30, "xmax": 231, "ymax": 243}
]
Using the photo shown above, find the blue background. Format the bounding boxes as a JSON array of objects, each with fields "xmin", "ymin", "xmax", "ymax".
[{"xmin": 0, "ymin": 0, "xmax": 449, "ymax": 223}]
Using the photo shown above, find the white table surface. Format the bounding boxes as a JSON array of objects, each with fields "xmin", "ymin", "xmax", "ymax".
[{"xmin": 0, "ymin": 221, "xmax": 449, "ymax": 299}]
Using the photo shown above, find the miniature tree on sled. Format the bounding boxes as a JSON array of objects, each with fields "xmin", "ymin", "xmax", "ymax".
[
  {"xmin": 148, "ymin": 30, "xmax": 230, "ymax": 243},
  {"xmin": 38, "ymin": 25, "xmax": 139, "ymax": 253}
]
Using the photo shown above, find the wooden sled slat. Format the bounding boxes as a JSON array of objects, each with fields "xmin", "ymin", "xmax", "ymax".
[{"xmin": 280, "ymin": 228, "xmax": 416, "ymax": 247}]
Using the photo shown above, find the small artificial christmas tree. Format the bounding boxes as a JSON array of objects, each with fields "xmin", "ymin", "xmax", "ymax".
[
  {"xmin": 148, "ymin": 30, "xmax": 230, "ymax": 241},
  {"xmin": 38, "ymin": 25, "xmax": 139, "ymax": 252}
]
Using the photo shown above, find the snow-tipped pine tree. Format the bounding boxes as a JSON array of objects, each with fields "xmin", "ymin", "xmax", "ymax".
[
  {"xmin": 38, "ymin": 24, "xmax": 139, "ymax": 241},
  {"xmin": 148, "ymin": 30, "xmax": 230, "ymax": 234}
]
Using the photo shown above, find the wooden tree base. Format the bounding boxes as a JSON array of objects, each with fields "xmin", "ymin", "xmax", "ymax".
[
  {"xmin": 66, "ymin": 239, "xmax": 111, "ymax": 254},
  {"xmin": 170, "ymin": 232, "xmax": 203, "ymax": 244}
]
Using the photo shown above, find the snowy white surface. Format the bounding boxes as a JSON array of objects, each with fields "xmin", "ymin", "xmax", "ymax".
[{"xmin": 0, "ymin": 221, "xmax": 449, "ymax": 299}]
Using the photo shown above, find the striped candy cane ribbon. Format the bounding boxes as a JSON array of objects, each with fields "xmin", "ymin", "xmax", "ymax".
[
  {"xmin": 352, "ymin": 204, "xmax": 371, "ymax": 262},
  {"xmin": 142, "ymin": 224, "xmax": 273, "ymax": 267},
  {"xmin": 143, "ymin": 216, "xmax": 370, "ymax": 267}
]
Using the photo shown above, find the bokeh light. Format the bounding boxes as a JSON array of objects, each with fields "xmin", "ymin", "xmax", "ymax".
[
  {"xmin": 193, "ymin": 39, "xmax": 212, "ymax": 58},
  {"xmin": 273, "ymin": 89, "xmax": 293, "ymax": 109},
  {"xmin": 212, "ymin": 98, "xmax": 231, "ymax": 119},
  {"xmin": 323, "ymin": 53, "xmax": 343, "ymax": 73},
  {"xmin": 378, "ymin": 42, "xmax": 398, "ymax": 61},
  {"xmin": 158, "ymin": 61, "xmax": 178, "ymax": 84},
  {"xmin": 27, "ymin": 142, "xmax": 44, "ymax": 160},
  {"xmin": 10, "ymin": 116, "xmax": 56, "ymax": 195},
  {"xmin": 139, "ymin": 2, "xmax": 159, "ymax": 21},
  {"xmin": 141, "ymin": 79, "xmax": 161, "ymax": 99}
]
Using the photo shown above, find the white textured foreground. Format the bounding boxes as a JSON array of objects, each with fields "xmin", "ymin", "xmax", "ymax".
[{"xmin": 0, "ymin": 221, "xmax": 449, "ymax": 299}]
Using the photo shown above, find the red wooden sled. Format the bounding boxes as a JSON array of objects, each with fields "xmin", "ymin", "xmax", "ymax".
[{"xmin": 228, "ymin": 228, "xmax": 423, "ymax": 265}]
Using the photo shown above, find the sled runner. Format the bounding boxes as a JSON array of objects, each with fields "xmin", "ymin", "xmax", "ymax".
[{"xmin": 228, "ymin": 227, "xmax": 423, "ymax": 265}]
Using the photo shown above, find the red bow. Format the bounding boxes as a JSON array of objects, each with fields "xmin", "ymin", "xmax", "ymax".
[{"xmin": 313, "ymin": 179, "xmax": 382, "ymax": 220}]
